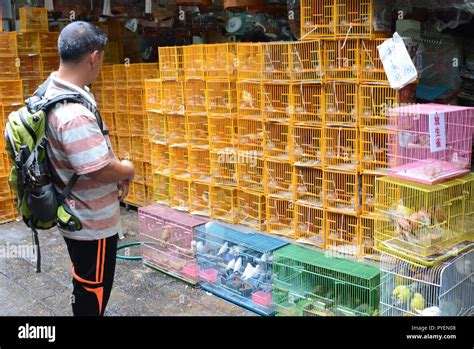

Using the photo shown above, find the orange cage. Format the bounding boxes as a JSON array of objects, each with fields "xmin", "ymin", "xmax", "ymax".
[
  {"xmin": 210, "ymin": 185, "xmax": 238, "ymax": 224},
  {"xmin": 323, "ymin": 169, "xmax": 359, "ymax": 214},
  {"xmin": 290, "ymin": 82, "xmax": 323, "ymax": 125},
  {"xmin": 293, "ymin": 166, "xmax": 323, "ymax": 207},
  {"xmin": 238, "ymin": 190, "xmax": 266, "ymax": 231},
  {"xmin": 290, "ymin": 125, "xmax": 322, "ymax": 167},
  {"xmin": 295, "ymin": 203, "xmax": 325, "ymax": 248},
  {"xmin": 323, "ymin": 125, "xmax": 358, "ymax": 171},
  {"xmin": 266, "ymin": 197, "xmax": 295, "ymax": 238}
]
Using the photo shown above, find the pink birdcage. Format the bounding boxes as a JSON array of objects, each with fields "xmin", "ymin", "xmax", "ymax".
[{"xmin": 387, "ymin": 103, "xmax": 474, "ymax": 185}]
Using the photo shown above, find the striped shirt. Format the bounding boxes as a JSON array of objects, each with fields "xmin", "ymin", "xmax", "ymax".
[{"xmin": 45, "ymin": 73, "xmax": 121, "ymax": 241}]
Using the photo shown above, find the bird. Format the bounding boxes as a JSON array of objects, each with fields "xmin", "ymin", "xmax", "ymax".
[
  {"xmin": 260, "ymin": 252, "xmax": 271, "ymax": 263},
  {"xmin": 411, "ymin": 293, "xmax": 426, "ymax": 312},
  {"xmin": 392, "ymin": 285, "xmax": 412, "ymax": 304},
  {"xmin": 233, "ymin": 257, "xmax": 242, "ymax": 273},
  {"xmin": 243, "ymin": 264, "xmax": 261, "ymax": 280},
  {"xmin": 161, "ymin": 226, "xmax": 171, "ymax": 242},
  {"xmin": 226, "ymin": 258, "xmax": 236, "ymax": 270},
  {"xmin": 217, "ymin": 242, "xmax": 229, "ymax": 256},
  {"xmin": 196, "ymin": 241, "xmax": 208, "ymax": 254},
  {"xmin": 241, "ymin": 263, "xmax": 253, "ymax": 279},
  {"xmin": 415, "ymin": 306, "xmax": 441, "ymax": 316}
]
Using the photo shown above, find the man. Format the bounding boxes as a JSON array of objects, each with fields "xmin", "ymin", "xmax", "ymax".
[{"xmin": 44, "ymin": 21, "xmax": 135, "ymax": 316}]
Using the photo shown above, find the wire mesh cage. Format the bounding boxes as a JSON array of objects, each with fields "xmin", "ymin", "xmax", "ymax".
[
  {"xmin": 0, "ymin": 58, "xmax": 20, "ymax": 80},
  {"xmin": 210, "ymin": 149, "xmax": 238, "ymax": 186},
  {"xmin": 294, "ymin": 166, "xmax": 323, "ymax": 207},
  {"xmin": 237, "ymin": 118, "xmax": 264, "ymax": 157},
  {"xmin": 237, "ymin": 81, "xmax": 262, "ymax": 119},
  {"xmin": 144, "ymin": 79, "xmax": 162, "ymax": 112},
  {"xmin": 290, "ymin": 82, "xmax": 323, "ymax": 125},
  {"xmin": 324, "ymin": 39, "xmax": 359, "ymax": 82},
  {"xmin": 266, "ymin": 197, "xmax": 295, "ymax": 238},
  {"xmin": 170, "ymin": 177, "xmax": 191, "ymax": 211},
  {"xmin": 195, "ymin": 221, "xmax": 288, "ymax": 315},
  {"xmin": 323, "ymin": 126, "xmax": 358, "ymax": 170},
  {"xmin": 159, "ymin": 46, "xmax": 183, "ymax": 80},
  {"xmin": 289, "ymin": 40, "xmax": 323, "ymax": 81},
  {"xmin": 184, "ymin": 79, "xmax": 207, "ymax": 114},
  {"xmin": 183, "ymin": 45, "xmax": 205, "ymax": 79},
  {"xmin": 360, "ymin": 128, "xmax": 391, "ymax": 174},
  {"xmin": 206, "ymin": 79, "xmax": 237, "ymax": 115},
  {"xmin": 161, "ymin": 79, "xmax": 185, "ymax": 115},
  {"xmin": 169, "ymin": 144, "xmax": 190, "ymax": 179},
  {"xmin": 128, "ymin": 88, "xmax": 146, "ymax": 114},
  {"xmin": 264, "ymin": 121, "xmax": 290, "ymax": 162},
  {"xmin": 295, "ymin": 203, "xmax": 325, "ymax": 248},
  {"xmin": 290, "ymin": 125, "xmax": 322, "ymax": 167},
  {"xmin": 114, "ymin": 112, "xmax": 130, "ymax": 136},
  {"xmin": 361, "ymin": 173, "xmax": 377, "ymax": 215},
  {"xmin": 374, "ymin": 174, "xmax": 474, "ymax": 266},
  {"xmin": 262, "ymin": 82, "xmax": 291, "ymax": 122},
  {"xmin": 167, "ymin": 113, "xmax": 188, "ymax": 145},
  {"xmin": 148, "ymin": 111, "xmax": 167, "ymax": 144},
  {"xmin": 16, "ymin": 32, "xmax": 40, "ymax": 55},
  {"xmin": 262, "ymin": 42, "xmax": 290, "ymax": 81},
  {"xmin": 39, "ymin": 32, "xmax": 59, "ymax": 55},
  {"xmin": 205, "ymin": 43, "xmax": 238, "ymax": 79},
  {"xmin": 126, "ymin": 63, "xmax": 159, "ymax": 88},
  {"xmin": 139, "ymin": 204, "xmax": 208, "ymax": 284},
  {"xmin": 19, "ymin": 7, "xmax": 48, "ymax": 32},
  {"xmin": 387, "ymin": 104, "xmax": 474, "ymax": 185},
  {"xmin": 0, "ymin": 81, "xmax": 23, "ymax": 105},
  {"xmin": 101, "ymin": 88, "xmax": 115, "ymax": 112},
  {"xmin": 265, "ymin": 159, "xmax": 293, "ymax": 200},
  {"xmin": 300, "ymin": 0, "xmax": 335, "ymax": 40},
  {"xmin": 335, "ymin": 0, "xmax": 373, "ymax": 38},
  {"xmin": 189, "ymin": 147, "xmax": 211, "ymax": 183},
  {"xmin": 272, "ymin": 244, "xmax": 380, "ymax": 316},
  {"xmin": 114, "ymin": 88, "xmax": 129, "ymax": 115},
  {"xmin": 326, "ymin": 211, "xmax": 360, "ymax": 257},
  {"xmin": 151, "ymin": 142, "xmax": 169, "ymax": 174},
  {"xmin": 323, "ymin": 169, "xmax": 359, "ymax": 214},
  {"xmin": 324, "ymin": 82, "xmax": 358, "ymax": 126},
  {"xmin": 236, "ymin": 43, "xmax": 263, "ymax": 80},
  {"xmin": 190, "ymin": 181, "xmax": 211, "ymax": 217},
  {"xmin": 359, "ymin": 84, "xmax": 397, "ymax": 127},
  {"xmin": 238, "ymin": 190, "xmax": 266, "ymax": 231},
  {"xmin": 360, "ymin": 38, "xmax": 388, "ymax": 83},
  {"xmin": 237, "ymin": 155, "xmax": 264, "ymax": 193},
  {"xmin": 152, "ymin": 173, "xmax": 170, "ymax": 206},
  {"xmin": 360, "ymin": 215, "xmax": 384, "ymax": 258},
  {"xmin": 380, "ymin": 250, "xmax": 473, "ymax": 316},
  {"xmin": 210, "ymin": 185, "xmax": 239, "ymax": 223},
  {"xmin": 208, "ymin": 115, "xmax": 237, "ymax": 150}
]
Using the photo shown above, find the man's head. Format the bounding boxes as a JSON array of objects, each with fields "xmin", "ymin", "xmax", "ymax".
[{"xmin": 58, "ymin": 21, "xmax": 107, "ymax": 85}]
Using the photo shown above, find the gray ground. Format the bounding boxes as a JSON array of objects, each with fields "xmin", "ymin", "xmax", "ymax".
[{"xmin": 0, "ymin": 207, "xmax": 255, "ymax": 316}]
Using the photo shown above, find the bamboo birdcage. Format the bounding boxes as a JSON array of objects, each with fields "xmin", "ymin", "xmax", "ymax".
[
  {"xmin": 360, "ymin": 127, "xmax": 391, "ymax": 174},
  {"xmin": 264, "ymin": 121, "xmax": 290, "ymax": 162},
  {"xmin": 237, "ymin": 155, "xmax": 264, "ymax": 193},
  {"xmin": 237, "ymin": 118, "xmax": 264, "ymax": 157},
  {"xmin": 324, "ymin": 38, "xmax": 360, "ymax": 82},
  {"xmin": 210, "ymin": 149, "xmax": 238, "ymax": 186},
  {"xmin": 189, "ymin": 146, "xmax": 211, "ymax": 183},
  {"xmin": 206, "ymin": 79, "xmax": 237, "ymax": 115},
  {"xmin": 266, "ymin": 197, "xmax": 295, "ymax": 238},
  {"xmin": 238, "ymin": 190, "xmax": 266, "ymax": 231},
  {"xmin": 300, "ymin": 0, "xmax": 335, "ymax": 40},
  {"xmin": 264, "ymin": 159, "xmax": 293, "ymax": 200},
  {"xmin": 184, "ymin": 79, "xmax": 207, "ymax": 114},
  {"xmin": 237, "ymin": 81, "xmax": 262, "ymax": 119},
  {"xmin": 262, "ymin": 42, "xmax": 290, "ymax": 81},
  {"xmin": 326, "ymin": 211, "xmax": 360, "ymax": 256},
  {"xmin": 169, "ymin": 144, "xmax": 190, "ymax": 179},
  {"xmin": 186, "ymin": 113, "xmax": 209, "ymax": 147},
  {"xmin": 169, "ymin": 177, "xmax": 191, "ymax": 211},
  {"xmin": 190, "ymin": 181, "xmax": 211, "ymax": 217},
  {"xmin": 295, "ymin": 203, "xmax": 325, "ymax": 248},
  {"xmin": 159, "ymin": 46, "xmax": 183, "ymax": 80},
  {"xmin": 262, "ymin": 82, "xmax": 291, "ymax": 122},
  {"xmin": 359, "ymin": 84, "xmax": 397, "ymax": 127},
  {"xmin": 183, "ymin": 45, "xmax": 205, "ymax": 79},
  {"xmin": 323, "ymin": 126, "xmax": 358, "ymax": 171},
  {"xmin": 210, "ymin": 185, "xmax": 239, "ymax": 224},
  {"xmin": 289, "ymin": 40, "xmax": 323, "ymax": 81},
  {"xmin": 290, "ymin": 82, "xmax": 323, "ymax": 125},
  {"xmin": 290, "ymin": 125, "xmax": 322, "ymax": 167},
  {"xmin": 324, "ymin": 82, "xmax": 358, "ymax": 126},
  {"xmin": 204, "ymin": 43, "xmax": 238, "ymax": 79},
  {"xmin": 152, "ymin": 172, "xmax": 170, "ymax": 206},
  {"xmin": 323, "ymin": 169, "xmax": 360, "ymax": 214},
  {"xmin": 294, "ymin": 166, "xmax": 323, "ymax": 207},
  {"xmin": 236, "ymin": 43, "xmax": 263, "ymax": 80}
]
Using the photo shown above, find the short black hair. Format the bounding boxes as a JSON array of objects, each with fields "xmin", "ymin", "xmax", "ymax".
[{"xmin": 58, "ymin": 21, "xmax": 108, "ymax": 63}]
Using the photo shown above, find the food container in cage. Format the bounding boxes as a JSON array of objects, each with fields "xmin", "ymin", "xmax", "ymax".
[
  {"xmin": 387, "ymin": 103, "xmax": 474, "ymax": 185},
  {"xmin": 198, "ymin": 268, "xmax": 218, "ymax": 283},
  {"xmin": 251, "ymin": 291, "xmax": 272, "ymax": 306}
]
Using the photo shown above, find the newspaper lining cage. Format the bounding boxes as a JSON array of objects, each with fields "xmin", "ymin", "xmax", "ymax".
[
  {"xmin": 139, "ymin": 205, "xmax": 208, "ymax": 285},
  {"xmin": 196, "ymin": 221, "xmax": 288, "ymax": 316},
  {"xmin": 238, "ymin": 190, "xmax": 266, "ymax": 231},
  {"xmin": 272, "ymin": 244, "xmax": 380, "ymax": 316},
  {"xmin": 295, "ymin": 203, "xmax": 325, "ymax": 248},
  {"xmin": 375, "ymin": 174, "xmax": 474, "ymax": 267},
  {"xmin": 380, "ymin": 250, "xmax": 473, "ymax": 316},
  {"xmin": 387, "ymin": 103, "xmax": 474, "ymax": 185}
]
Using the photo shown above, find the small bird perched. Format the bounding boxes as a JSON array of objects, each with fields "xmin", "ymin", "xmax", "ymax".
[
  {"xmin": 241, "ymin": 263, "xmax": 253, "ymax": 279},
  {"xmin": 411, "ymin": 293, "xmax": 426, "ymax": 312},
  {"xmin": 260, "ymin": 252, "xmax": 271, "ymax": 263},
  {"xmin": 226, "ymin": 258, "xmax": 236, "ymax": 270},
  {"xmin": 196, "ymin": 241, "xmax": 209, "ymax": 254},
  {"xmin": 217, "ymin": 241, "xmax": 229, "ymax": 256},
  {"xmin": 233, "ymin": 257, "xmax": 242, "ymax": 273}
]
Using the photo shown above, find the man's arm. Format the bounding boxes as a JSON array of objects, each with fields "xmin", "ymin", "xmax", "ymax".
[{"xmin": 86, "ymin": 159, "xmax": 135, "ymax": 184}]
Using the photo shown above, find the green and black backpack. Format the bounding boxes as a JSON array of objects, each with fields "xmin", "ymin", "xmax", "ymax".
[{"xmin": 4, "ymin": 78, "xmax": 107, "ymax": 272}]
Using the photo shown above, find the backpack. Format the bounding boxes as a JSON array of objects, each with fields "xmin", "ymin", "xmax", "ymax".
[{"xmin": 3, "ymin": 78, "xmax": 107, "ymax": 272}]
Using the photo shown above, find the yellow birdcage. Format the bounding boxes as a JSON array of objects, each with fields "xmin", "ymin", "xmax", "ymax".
[
  {"xmin": 262, "ymin": 42, "xmax": 290, "ymax": 81},
  {"xmin": 151, "ymin": 142, "xmax": 169, "ymax": 174},
  {"xmin": 210, "ymin": 185, "xmax": 239, "ymax": 224},
  {"xmin": 16, "ymin": 32, "xmax": 40, "ymax": 55},
  {"xmin": 326, "ymin": 211, "xmax": 359, "ymax": 256},
  {"xmin": 117, "ymin": 136, "xmax": 132, "ymax": 159},
  {"xmin": 161, "ymin": 79, "xmax": 185, "ymax": 114},
  {"xmin": 361, "ymin": 173, "xmax": 377, "ymax": 215},
  {"xmin": 101, "ymin": 88, "xmax": 115, "ymax": 112},
  {"xmin": 237, "ymin": 118, "xmax": 264, "ymax": 157},
  {"xmin": 374, "ymin": 174, "xmax": 474, "ymax": 265},
  {"xmin": 359, "ymin": 214, "xmax": 385, "ymax": 258},
  {"xmin": 188, "ymin": 147, "xmax": 211, "ymax": 183},
  {"xmin": 293, "ymin": 166, "xmax": 323, "ymax": 207},
  {"xmin": 295, "ymin": 203, "xmax": 325, "ymax": 248},
  {"xmin": 190, "ymin": 181, "xmax": 211, "ymax": 217},
  {"xmin": 360, "ymin": 38, "xmax": 387, "ymax": 83},
  {"xmin": 300, "ymin": 0, "xmax": 335, "ymax": 40},
  {"xmin": 324, "ymin": 39, "xmax": 360, "ymax": 82},
  {"xmin": 39, "ymin": 32, "xmax": 59, "ymax": 55},
  {"xmin": 186, "ymin": 113, "xmax": 208, "ymax": 147},
  {"xmin": 114, "ymin": 88, "xmax": 128, "ymax": 114},
  {"xmin": 266, "ymin": 197, "xmax": 295, "ymax": 238},
  {"xmin": 113, "ymin": 64, "xmax": 127, "ymax": 88},
  {"xmin": 184, "ymin": 79, "xmax": 206, "ymax": 114},
  {"xmin": 359, "ymin": 84, "xmax": 398, "ymax": 127},
  {"xmin": 290, "ymin": 82, "xmax": 323, "ymax": 125},
  {"xmin": 324, "ymin": 82, "xmax": 358, "ymax": 126},
  {"xmin": 152, "ymin": 172, "xmax": 170, "ymax": 206},
  {"xmin": 323, "ymin": 169, "xmax": 360, "ymax": 214},
  {"xmin": 114, "ymin": 112, "xmax": 130, "ymax": 136},
  {"xmin": 237, "ymin": 153, "xmax": 264, "ymax": 193},
  {"xmin": 289, "ymin": 40, "xmax": 323, "ymax": 81},
  {"xmin": 169, "ymin": 144, "xmax": 190, "ymax": 179},
  {"xmin": 128, "ymin": 88, "xmax": 146, "ymax": 114},
  {"xmin": 204, "ymin": 43, "xmax": 238, "ymax": 79},
  {"xmin": 19, "ymin": 7, "xmax": 48, "ymax": 32},
  {"xmin": 126, "ymin": 63, "xmax": 159, "ymax": 88},
  {"xmin": 100, "ymin": 65, "xmax": 115, "ymax": 86},
  {"xmin": 169, "ymin": 177, "xmax": 191, "ymax": 211},
  {"xmin": 101, "ymin": 111, "xmax": 116, "ymax": 135},
  {"xmin": 0, "ymin": 32, "xmax": 18, "ymax": 56},
  {"xmin": 264, "ymin": 121, "xmax": 290, "ymax": 162},
  {"xmin": 158, "ymin": 46, "xmax": 183, "ymax": 80},
  {"xmin": 132, "ymin": 160, "xmax": 146, "ymax": 183},
  {"xmin": 236, "ymin": 43, "xmax": 263, "ymax": 80},
  {"xmin": 238, "ymin": 190, "xmax": 266, "ymax": 231},
  {"xmin": 360, "ymin": 127, "xmax": 391, "ymax": 174},
  {"xmin": 167, "ymin": 113, "xmax": 187, "ymax": 145},
  {"xmin": 237, "ymin": 81, "xmax": 262, "ymax": 119},
  {"xmin": 206, "ymin": 79, "xmax": 237, "ymax": 115},
  {"xmin": 335, "ymin": 0, "xmax": 373, "ymax": 38},
  {"xmin": 19, "ymin": 55, "xmax": 41, "ymax": 80},
  {"xmin": 183, "ymin": 45, "xmax": 205, "ymax": 79},
  {"xmin": 109, "ymin": 135, "xmax": 118, "ymax": 152},
  {"xmin": 22, "ymin": 79, "xmax": 42, "ymax": 98},
  {"xmin": 290, "ymin": 125, "xmax": 322, "ymax": 167},
  {"xmin": 0, "ymin": 57, "xmax": 20, "ymax": 80},
  {"xmin": 208, "ymin": 115, "xmax": 237, "ymax": 150},
  {"xmin": 0, "ymin": 81, "xmax": 23, "ymax": 105},
  {"xmin": 262, "ymin": 82, "xmax": 291, "ymax": 122},
  {"xmin": 148, "ymin": 111, "xmax": 167, "ymax": 144},
  {"xmin": 131, "ymin": 136, "xmax": 147, "ymax": 162},
  {"xmin": 323, "ymin": 125, "xmax": 358, "ymax": 171},
  {"xmin": 210, "ymin": 148, "xmax": 237, "ymax": 186},
  {"xmin": 264, "ymin": 159, "xmax": 293, "ymax": 200},
  {"xmin": 144, "ymin": 79, "xmax": 162, "ymax": 112}
]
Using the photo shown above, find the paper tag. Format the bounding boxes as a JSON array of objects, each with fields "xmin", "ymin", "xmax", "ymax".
[{"xmin": 429, "ymin": 112, "xmax": 446, "ymax": 152}]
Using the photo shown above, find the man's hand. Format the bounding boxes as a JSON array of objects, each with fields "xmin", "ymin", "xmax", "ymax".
[
  {"xmin": 118, "ymin": 179, "xmax": 130, "ymax": 200},
  {"xmin": 121, "ymin": 159, "xmax": 135, "ymax": 180}
]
